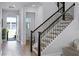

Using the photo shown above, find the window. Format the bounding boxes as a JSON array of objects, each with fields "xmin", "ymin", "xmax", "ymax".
[
  {"xmin": 7, "ymin": 22, "xmax": 10, "ymax": 29},
  {"xmin": 12, "ymin": 22, "xmax": 16, "ymax": 29},
  {"xmin": 7, "ymin": 17, "xmax": 16, "ymax": 30},
  {"xmin": 25, "ymin": 18, "xmax": 31, "ymax": 29},
  {"xmin": 7, "ymin": 17, "xmax": 16, "ymax": 23}
]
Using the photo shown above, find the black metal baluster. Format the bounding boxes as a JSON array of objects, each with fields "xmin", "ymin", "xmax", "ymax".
[
  {"xmin": 7, "ymin": 31, "xmax": 8, "ymax": 41},
  {"xmin": 60, "ymin": 20, "xmax": 61, "ymax": 34},
  {"xmin": 53, "ymin": 26, "xmax": 55, "ymax": 40},
  {"xmin": 63, "ymin": 2, "xmax": 65, "ymax": 20},
  {"xmin": 30, "ymin": 31, "xmax": 33, "ymax": 52},
  {"xmin": 38, "ymin": 32, "xmax": 41, "ymax": 56}
]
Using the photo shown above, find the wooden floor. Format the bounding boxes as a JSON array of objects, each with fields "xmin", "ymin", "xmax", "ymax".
[{"xmin": 1, "ymin": 40, "xmax": 36, "ymax": 56}]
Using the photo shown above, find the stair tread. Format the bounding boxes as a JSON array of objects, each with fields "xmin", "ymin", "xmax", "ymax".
[
  {"xmin": 62, "ymin": 19, "xmax": 71, "ymax": 21},
  {"xmin": 42, "ymin": 39, "xmax": 50, "ymax": 43},
  {"xmin": 61, "ymin": 21, "xmax": 70, "ymax": 23},
  {"xmin": 49, "ymin": 32, "xmax": 59, "ymax": 35},
  {"xmin": 60, "ymin": 22, "xmax": 70, "ymax": 24},
  {"xmin": 60, "ymin": 24, "xmax": 69, "ymax": 26},
  {"xmin": 42, "ymin": 40, "xmax": 50, "ymax": 45},
  {"xmin": 46, "ymin": 35, "xmax": 55, "ymax": 39},
  {"xmin": 53, "ymin": 28, "xmax": 63, "ymax": 31},
  {"xmin": 65, "ymin": 16, "xmax": 73, "ymax": 19},
  {"xmin": 57, "ymin": 25, "xmax": 66, "ymax": 27},
  {"xmin": 33, "ymin": 47, "xmax": 43, "ymax": 52},
  {"xmin": 41, "ymin": 42, "xmax": 47, "ymax": 47},
  {"xmin": 60, "ymin": 22, "xmax": 71, "ymax": 24},
  {"xmin": 42, "ymin": 37, "xmax": 53, "ymax": 41},
  {"xmin": 33, "ymin": 47, "xmax": 38, "ymax": 55}
]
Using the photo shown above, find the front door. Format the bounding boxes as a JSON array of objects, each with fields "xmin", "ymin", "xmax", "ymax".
[{"xmin": 7, "ymin": 17, "xmax": 17, "ymax": 41}]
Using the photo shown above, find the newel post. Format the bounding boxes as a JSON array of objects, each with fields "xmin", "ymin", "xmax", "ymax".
[
  {"xmin": 30, "ymin": 31, "xmax": 33, "ymax": 52},
  {"xmin": 38, "ymin": 32, "xmax": 41, "ymax": 56}
]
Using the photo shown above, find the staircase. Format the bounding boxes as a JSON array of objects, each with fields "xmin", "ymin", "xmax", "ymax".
[{"xmin": 30, "ymin": 3, "xmax": 75, "ymax": 56}]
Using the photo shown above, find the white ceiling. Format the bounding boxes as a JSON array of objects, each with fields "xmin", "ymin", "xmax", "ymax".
[{"xmin": 0, "ymin": 2, "xmax": 42, "ymax": 11}]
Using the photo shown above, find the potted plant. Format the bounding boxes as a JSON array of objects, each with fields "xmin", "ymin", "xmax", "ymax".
[{"xmin": 2, "ymin": 28, "xmax": 8, "ymax": 40}]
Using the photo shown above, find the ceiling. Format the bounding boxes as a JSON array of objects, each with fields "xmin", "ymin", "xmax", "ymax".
[{"xmin": 0, "ymin": 2, "xmax": 42, "ymax": 11}]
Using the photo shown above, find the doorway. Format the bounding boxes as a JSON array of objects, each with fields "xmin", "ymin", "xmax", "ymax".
[
  {"xmin": 25, "ymin": 12, "xmax": 35, "ymax": 44},
  {"xmin": 7, "ymin": 17, "xmax": 17, "ymax": 41}
]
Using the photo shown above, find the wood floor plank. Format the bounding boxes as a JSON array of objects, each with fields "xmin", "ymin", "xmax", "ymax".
[{"xmin": 2, "ymin": 41, "xmax": 36, "ymax": 56}]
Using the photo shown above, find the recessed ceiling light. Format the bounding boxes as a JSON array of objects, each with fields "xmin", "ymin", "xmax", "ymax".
[
  {"xmin": 32, "ymin": 5, "xmax": 36, "ymax": 7},
  {"xmin": 13, "ymin": 4, "xmax": 16, "ymax": 7},
  {"xmin": 9, "ymin": 4, "xmax": 16, "ymax": 8}
]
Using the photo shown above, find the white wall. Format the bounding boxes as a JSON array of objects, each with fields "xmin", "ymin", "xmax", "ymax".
[
  {"xmin": 0, "ymin": 8, "xmax": 2, "ymax": 55},
  {"xmin": 35, "ymin": 6, "xmax": 43, "ymax": 29},
  {"xmin": 42, "ymin": 2, "xmax": 79, "ymax": 56},
  {"xmin": 42, "ymin": 2, "xmax": 58, "ymax": 21}
]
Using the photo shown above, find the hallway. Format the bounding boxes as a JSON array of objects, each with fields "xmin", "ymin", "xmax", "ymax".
[{"xmin": 1, "ymin": 41, "xmax": 35, "ymax": 56}]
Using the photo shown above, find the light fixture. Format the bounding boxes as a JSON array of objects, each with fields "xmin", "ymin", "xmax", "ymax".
[
  {"xmin": 32, "ymin": 5, "xmax": 36, "ymax": 7},
  {"xmin": 9, "ymin": 4, "xmax": 16, "ymax": 8}
]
